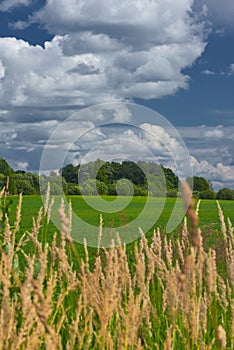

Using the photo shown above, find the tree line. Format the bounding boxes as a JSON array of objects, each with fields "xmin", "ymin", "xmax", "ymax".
[{"xmin": 0, "ymin": 157, "xmax": 234, "ymax": 199}]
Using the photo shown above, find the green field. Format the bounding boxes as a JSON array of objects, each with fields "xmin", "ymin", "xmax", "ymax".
[
  {"xmin": 7, "ymin": 195, "xmax": 234, "ymax": 268},
  {"xmin": 1, "ymin": 193, "xmax": 234, "ymax": 349},
  {"xmin": 8, "ymin": 195, "xmax": 234, "ymax": 248},
  {"xmin": 7, "ymin": 194, "xmax": 232, "ymax": 272}
]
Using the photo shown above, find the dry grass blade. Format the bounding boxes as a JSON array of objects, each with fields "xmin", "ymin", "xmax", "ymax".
[
  {"xmin": 181, "ymin": 181, "xmax": 201, "ymax": 247},
  {"xmin": 0, "ymin": 186, "xmax": 233, "ymax": 349}
]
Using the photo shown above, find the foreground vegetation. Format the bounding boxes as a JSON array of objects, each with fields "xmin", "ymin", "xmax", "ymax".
[{"xmin": 0, "ymin": 184, "xmax": 234, "ymax": 349}]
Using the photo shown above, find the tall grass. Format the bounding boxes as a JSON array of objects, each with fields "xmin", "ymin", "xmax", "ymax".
[{"xmin": 0, "ymin": 184, "xmax": 233, "ymax": 349}]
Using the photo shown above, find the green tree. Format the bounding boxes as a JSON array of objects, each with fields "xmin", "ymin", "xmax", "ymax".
[
  {"xmin": 163, "ymin": 167, "xmax": 179, "ymax": 189},
  {"xmin": 109, "ymin": 162, "xmax": 122, "ymax": 182},
  {"xmin": 0, "ymin": 158, "xmax": 12, "ymax": 176},
  {"xmin": 121, "ymin": 161, "xmax": 146, "ymax": 185},
  {"xmin": 67, "ymin": 183, "xmax": 81, "ymax": 195},
  {"xmin": 60, "ymin": 163, "xmax": 79, "ymax": 184},
  {"xmin": 31, "ymin": 173, "xmax": 40, "ymax": 193},
  {"xmin": 217, "ymin": 188, "xmax": 234, "ymax": 200},
  {"xmin": 96, "ymin": 163, "xmax": 108, "ymax": 184},
  {"xmin": 0, "ymin": 174, "xmax": 5, "ymax": 189},
  {"xmin": 199, "ymin": 190, "xmax": 216, "ymax": 199},
  {"xmin": 116, "ymin": 179, "xmax": 133, "ymax": 196},
  {"xmin": 147, "ymin": 174, "xmax": 166, "ymax": 197},
  {"xmin": 14, "ymin": 173, "xmax": 39, "ymax": 195},
  {"xmin": 80, "ymin": 179, "xmax": 98, "ymax": 195},
  {"xmin": 187, "ymin": 176, "xmax": 211, "ymax": 192},
  {"xmin": 107, "ymin": 183, "xmax": 117, "ymax": 195},
  {"xmin": 167, "ymin": 189, "xmax": 178, "ymax": 198},
  {"xmin": 133, "ymin": 184, "xmax": 148, "ymax": 196},
  {"xmin": 96, "ymin": 181, "xmax": 108, "ymax": 195},
  {"xmin": 0, "ymin": 158, "xmax": 15, "ymax": 193}
]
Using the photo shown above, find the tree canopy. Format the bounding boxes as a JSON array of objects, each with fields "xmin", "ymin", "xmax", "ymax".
[
  {"xmin": 217, "ymin": 188, "xmax": 234, "ymax": 200},
  {"xmin": 1, "ymin": 157, "xmax": 234, "ymax": 199}
]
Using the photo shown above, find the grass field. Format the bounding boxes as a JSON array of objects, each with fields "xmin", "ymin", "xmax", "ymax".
[
  {"xmin": 1, "ymin": 191, "xmax": 234, "ymax": 349},
  {"xmin": 7, "ymin": 194, "xmax": 234, "ymax": 264},
  {"xmin": 8, "ymin": 195, "xmax": 234, "ymax": 237}
]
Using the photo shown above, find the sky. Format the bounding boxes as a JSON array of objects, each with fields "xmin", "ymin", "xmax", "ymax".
[{"xmin": 0, "ymin": 0, "xmax": 234, "ymax": 190}]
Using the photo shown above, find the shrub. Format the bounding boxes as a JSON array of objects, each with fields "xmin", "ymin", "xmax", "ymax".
[
  {"xmin": 199, "ymin": 189, "xmax": 216, "ymax": 199},
  {"xmin": 67, "ymin": 183, "xmax": 81, "ymax": 195},
  {"xmin": 167, "ymin": 189, "xmax": 178, "ymax": 198}
]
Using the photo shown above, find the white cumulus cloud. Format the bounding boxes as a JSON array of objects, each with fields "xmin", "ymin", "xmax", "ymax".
[
  {"xmin": 201, "ymin": 69, "xmax": 215, "ymax": 75},
  {"xmin": 0, "ymin": 0, "xmax": 31, "ymax": 12},
  {"xmin": 204, "ymin": 127, "xmax": 224, "ymax": 138},
  {"xmin": 194, "ymin": 0, "xmax": 234, "ymax": 28},
  {"xmin": 0, "ymin": 0, "xmax": 207, "ymax": 119}
]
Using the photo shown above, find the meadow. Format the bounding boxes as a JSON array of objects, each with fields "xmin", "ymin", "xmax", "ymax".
[
  {"xmin": 1, "ymin": 188, "xmax": 234, "ymax": 349},
  {"xmin": 8, "ymin": 194, "xmax": 233, "ymax": 237}
]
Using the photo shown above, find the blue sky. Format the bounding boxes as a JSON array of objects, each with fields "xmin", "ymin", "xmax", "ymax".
[{"xmin": 0, "ymin": 0, "xmax": 234, "ymax": 189}]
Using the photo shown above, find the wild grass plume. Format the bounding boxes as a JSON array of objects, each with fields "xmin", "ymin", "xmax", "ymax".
[{"xmin": 0, "ymin": 182, "xmax": 233, "ymax": 349}]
